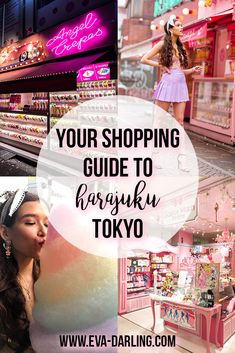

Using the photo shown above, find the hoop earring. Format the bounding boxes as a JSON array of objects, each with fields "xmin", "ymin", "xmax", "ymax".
[{"xmin": 3, "ymin": 240, "xmax": 11, "ymax": 258}]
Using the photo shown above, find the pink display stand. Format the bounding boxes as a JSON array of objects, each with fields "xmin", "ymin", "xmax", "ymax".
[{"xmin": 151, "ymin": 297, "xmax": 221, "ymax": 353}]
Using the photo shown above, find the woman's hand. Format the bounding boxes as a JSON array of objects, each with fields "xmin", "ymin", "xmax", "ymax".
[{"xmin": 192, "ymin": 66, "xmax": 202, "ymax": 73}]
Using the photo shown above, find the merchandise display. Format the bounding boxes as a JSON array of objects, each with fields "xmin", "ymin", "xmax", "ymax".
[
  {"xmin": 191, "ymin": 79, "xmax": 234, "ymax": 139},
  {"xmin": 190, "ymin": 34, "xmax": 215, "ymax": 77},
  {"xmin": 127, "ymin": 254, "xmax": 150, "ymax": 297},
  {"xmin": 0, "ymin": 112, "xmax": 47, "ymax": 149},
  {"xmin": 0, "ymin": 78, "xmax": 117, "ymax": 155},
  {"xmin": 151, "ymin": 253, "xmax": 173, "ymax": 290}
]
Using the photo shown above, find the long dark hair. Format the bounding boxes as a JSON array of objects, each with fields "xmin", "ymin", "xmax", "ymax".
[
  {"xmin": 160, "ymin": 19, "xmax": 188, "ymax": 69},
  {"xmin": 0, "ymin": 192, "xmax": 40, "ymax": 352}
]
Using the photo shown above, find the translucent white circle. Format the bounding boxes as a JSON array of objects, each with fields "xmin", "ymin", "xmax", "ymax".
[{"xmin": 36, "ymin": 96, "xmax": 199, "ymax": 258}]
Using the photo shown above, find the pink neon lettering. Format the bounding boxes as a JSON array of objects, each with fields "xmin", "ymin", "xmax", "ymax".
[
  {"xmin": 49, "ymin": 27, "xmax": 103, "ymax": 56},
  {"xmin": 46, "ymin": 13, "xmax": 98, "ymax": 47}
]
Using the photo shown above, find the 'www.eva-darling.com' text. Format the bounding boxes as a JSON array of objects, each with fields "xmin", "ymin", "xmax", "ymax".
[{"xmin": 59, "ymin": 334, "xmax": 176, "ymax": 348}]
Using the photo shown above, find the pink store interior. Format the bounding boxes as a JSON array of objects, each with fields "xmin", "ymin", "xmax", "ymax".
[{"xmin": 118, "ymin": 177, "xmax": 235, "ymax": 353}]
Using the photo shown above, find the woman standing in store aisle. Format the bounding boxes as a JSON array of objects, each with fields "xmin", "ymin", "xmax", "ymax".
[
  {"xmin": 0, "ymin": 190, "xmax": 48, "ymax": 353},
  {"xmin": 141, "ymin": 14, "xmax": 202, "ymax": 126}
]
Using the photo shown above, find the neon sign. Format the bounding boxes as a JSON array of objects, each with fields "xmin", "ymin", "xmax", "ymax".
[{"xmin": 46, "ymin": 13, "xmax": 103, "ymax": 56}]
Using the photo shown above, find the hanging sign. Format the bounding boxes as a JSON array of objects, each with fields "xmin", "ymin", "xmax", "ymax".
[{"xmin": 182, "ymin": 23, "xmax": 207, "ymax": 42}]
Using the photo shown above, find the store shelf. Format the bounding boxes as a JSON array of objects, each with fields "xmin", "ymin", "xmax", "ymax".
[
  {"xmin": 193, "ymin": 44, "xmax": 213, "ymax": 49},
  {"xmin": 0, "ymin": 109, "xmax": 48, "ymax": 116},
  {"xmin": 0, "ymin": 130, "xmax": 44, "ymax": 148},
  {"xmin": 50, "ymin": 101, "xmax": 79, "ymax": 104},
  {"xmin": 0, "ymin": 123, "xmax": 47, "ymax": 138},
  {"xmin": 193, "ymin": 106, "xmax": 231, "ymax": 116},
  {"xmin": 193, "ymin": 59, "xmax": 213, "ymax": 63},
  {"xmin": 127, "ymin": 293, "xmax": 149, "ymax": 299},
  {"xmin": 195, "ymin": 94, "xmax": 233, "ymax": 99},
  {"xmin": 127, "ymin": 288, "xmax": 146, "ymax": 293},
  {"xmin": 192, "ymin": 116, "xmax": 230, "ymax": 129},
  {"xmin": 151, "ymin": 261, "xmax": 173, "ymax": 265},
  {"xmin": 127, "ymin": 271, "xmax": 150, "ymax": 275}
]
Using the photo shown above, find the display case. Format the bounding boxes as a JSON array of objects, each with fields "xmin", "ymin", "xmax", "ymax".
[
  {"xmin": 151, "ymin": 253, "xmax": 173, "ymax": 289},
  {"xmin": 0, "ymin": 92, "xmax": 49, "ymax": 154},
  {"xmin": 0, "ymin": 78, "xmax": 117, "ymax": 157},
  {"xmin": 50, "ymin": 80, "xmax": 116, "ymax": 128},
  {"xmin": 190, "ymin": 78, "xmax": 235, "ymax": 144},
  {"xmin": 118, "ymin": 252, "xmax": 175, "ymax": 314},
  {"xmin": 190, "ymin": 33, "xmax": 215, "ymax": 77},
  {"xmin": 118, "ymin": 252, "xmax": 152, "ymax": 314}
]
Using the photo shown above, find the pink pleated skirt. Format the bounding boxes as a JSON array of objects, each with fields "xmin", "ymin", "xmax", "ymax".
[{"xmin": 153, "ymin": 69, "xmax": 189, "ymax": 102}]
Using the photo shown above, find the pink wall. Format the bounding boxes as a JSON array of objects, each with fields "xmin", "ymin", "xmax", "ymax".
[
  {"xmin": 169, "ymin": 231, "xmax": 193, "ymax": 245},
  {"xmin": 178, "ymin": 230, "xmax": 193, "ymax": 245},
  {"xmin": 198, "ymin": 0, "xmax": 233, "ymax": 19}
]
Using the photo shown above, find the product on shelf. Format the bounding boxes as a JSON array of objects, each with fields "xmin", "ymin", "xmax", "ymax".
[
  {"xmin": 50, "ymin": 103, "xmax": 74, "ymax": 117},
  {"xmin": 0, "ymin": 111, "xmax": 47, "ymax": 148},
  {"xmin": 0, "ymin": 94, "xmax": 10, "ymax": 109},
  {"xmin": 126, "ymin": 253, "xmax": 150, "ymax": 297},
  {"xmin": 77, "ymin": 80, "xmax": 116, "ymax": 90},
  {"xmin": 79, "ymin": 89, "xmax": 116, "ymax": 99},
  {"xmin": 0, "ymin": 129, "xmax": 44, "ymax": 147},
  {"xmin": 192, "ymin": 80, "xmax": 233, "ymax": 130}
]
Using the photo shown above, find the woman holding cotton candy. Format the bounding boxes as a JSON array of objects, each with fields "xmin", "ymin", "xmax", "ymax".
[
  {"xmin": 0, "ymin": 190, "xmax": 48, "ymax": 353},
  {"xmin": 141, "ymin": 15, "xmax": 202, "ymax": 126}
]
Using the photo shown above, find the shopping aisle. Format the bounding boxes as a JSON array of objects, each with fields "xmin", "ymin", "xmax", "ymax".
[{"xmin": 119, "ymin": 307, "xmax": 235, "ymax": 353}]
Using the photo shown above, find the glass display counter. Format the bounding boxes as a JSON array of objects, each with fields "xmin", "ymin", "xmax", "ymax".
[
  {"xmin": 0, "ymin": 79, "xmax": 117, "ymax": 157},
  {"xmin": 190, "ymin": 78, "xmax": 235, "ymax": 144}
]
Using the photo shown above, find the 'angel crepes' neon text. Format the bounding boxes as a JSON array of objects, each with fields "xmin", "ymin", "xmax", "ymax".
[{"xmin": 46, "ymin": 13, "xmax": 103, "ymax": 56}]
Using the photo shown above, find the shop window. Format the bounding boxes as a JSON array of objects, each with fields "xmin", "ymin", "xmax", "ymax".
[{"xmin": 119, "ymin": 58, "xmax": 156, "ymax": 101}]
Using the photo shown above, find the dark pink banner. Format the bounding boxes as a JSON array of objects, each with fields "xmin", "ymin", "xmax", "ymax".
[{"xmin": 182, "ymin": 23, "xmax": 207, "ymax": 43}]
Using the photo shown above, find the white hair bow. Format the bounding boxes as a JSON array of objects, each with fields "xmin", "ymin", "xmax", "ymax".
[
  {"xmin": 166, "ymin": 15, "xmax": 176, "ymax": 33},
  {"xmin": 0, "ymin": 186, "xmax": 28, "ymax": 224}
]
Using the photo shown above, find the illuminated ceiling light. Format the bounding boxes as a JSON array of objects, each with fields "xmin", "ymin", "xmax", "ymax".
[
  {"xmin": 150, "ymin": 23, "xmax": 156, "ymax": 30},
  {"xmin": 159, "ymin": 19, "xmax": 165, "ymax": 26},
  {"xmin": 139, "ymin": 18, "xmax": 143, "ymax": 22},
  {"xmin": 199, "ymin": 0, "xmax": 205, "ymax": 7}
]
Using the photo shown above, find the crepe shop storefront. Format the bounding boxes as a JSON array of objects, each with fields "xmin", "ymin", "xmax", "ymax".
[{"xmin": 0, "ymin": 2, "xmax": 117, "ymax": 160}]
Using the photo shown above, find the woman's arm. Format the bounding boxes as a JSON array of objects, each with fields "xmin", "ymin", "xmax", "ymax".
[
  {"xmin": 183, "ymin": 66, "xmax": 202, "ymax": 76},
  {"xmin": 140, "ymin": 41, "xmax": 164, "ymax": 67}
]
